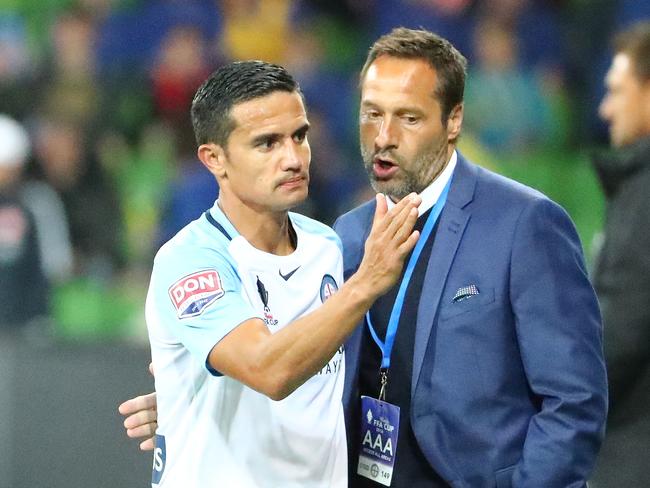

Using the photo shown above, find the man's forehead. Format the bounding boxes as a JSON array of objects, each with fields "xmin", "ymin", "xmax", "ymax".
[
  {"xmin": 230, "ymin": 91, "xmax": 307, "ymax": 133},
  {"xmin": 607, "ymin": 53, "xmax": 633, "ymax": 83},
  {"xmin": 361, "ymin": 57, "xmax": 438, "ymax": 106},
  {"xmin": 612, "ymin": 53, "xmax": 632, "ymax": 71},
  {"xmin": 232, "ymin": 91, "xmax": 303, "ymax": 117},
  {"xmin": 362, "ymin": 57, "xmax": 436, "ymax": 91}
]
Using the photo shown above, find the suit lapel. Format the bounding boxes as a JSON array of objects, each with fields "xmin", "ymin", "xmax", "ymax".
[{"xmin": 411, "ymin": 155, "xmax": 477, "ymax": 396}]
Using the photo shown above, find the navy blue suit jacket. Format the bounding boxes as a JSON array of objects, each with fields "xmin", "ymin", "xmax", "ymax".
[{"xmin": 334, "ymin": 154, "xmax": 607, "ymax": 488}]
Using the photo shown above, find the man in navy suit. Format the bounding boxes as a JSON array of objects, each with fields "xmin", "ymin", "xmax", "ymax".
[
  {"xmin": 336, "ymin": 28, "xmax": 607, "ymax": 488},
  {"xmin": 120, "ymin": 28, "xmax": 607, "ymax": 488}
]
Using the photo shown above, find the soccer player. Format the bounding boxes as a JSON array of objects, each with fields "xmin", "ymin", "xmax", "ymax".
[{"xmin": 143, "ymin": 60, "xmax": 420, "ymax": 487}]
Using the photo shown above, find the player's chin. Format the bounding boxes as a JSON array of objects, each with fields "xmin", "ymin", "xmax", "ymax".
[
  {"xmin": 275, "ymin": 186, "xmax": 308, "ymax": 209},
  {"xmin": 370, "ymin": 177, "xmax": 400, "ymax": 197}
]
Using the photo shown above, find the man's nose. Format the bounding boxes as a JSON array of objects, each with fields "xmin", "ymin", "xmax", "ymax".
[
  {"xmin": 281, "ymin": 140, "xmax": 305, "ymax": 170},
  {"xmin": 375, "ymin": 117, "xmax": 398, "ymax": 150}
]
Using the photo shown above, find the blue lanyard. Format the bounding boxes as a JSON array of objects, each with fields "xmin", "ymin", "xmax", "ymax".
[{"xmin": 365, "ymin": 176, "xmax": 452, "ymax": 370}]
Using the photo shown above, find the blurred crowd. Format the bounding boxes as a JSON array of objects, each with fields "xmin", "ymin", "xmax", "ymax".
[{"xmin": 1, "ymin": 0, "xmax": 648, "ymax": 338}]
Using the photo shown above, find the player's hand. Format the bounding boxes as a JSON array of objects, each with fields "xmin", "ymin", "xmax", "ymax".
[
  {"xmin": 119, "ymin": 391, "xmax": 158, "ymax": 451},
  {"xmin": 357, "ymin": 193, "xmax": 420, "ymax": 297}
]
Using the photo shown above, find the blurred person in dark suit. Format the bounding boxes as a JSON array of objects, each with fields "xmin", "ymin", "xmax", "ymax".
[{"xmin": 590, "ymin": 20, "xmax": 650, "ymax": 488}]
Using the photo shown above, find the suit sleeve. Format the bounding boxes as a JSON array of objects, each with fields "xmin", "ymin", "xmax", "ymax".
[{"xmin": 509, "ymin": 198, "xmax": 608, "ymax": 487}]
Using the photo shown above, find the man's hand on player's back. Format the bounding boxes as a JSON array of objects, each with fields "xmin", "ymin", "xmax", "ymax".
[{"xmin": 119, "ymin": 392, "xmax": 157, "ymax": 451}]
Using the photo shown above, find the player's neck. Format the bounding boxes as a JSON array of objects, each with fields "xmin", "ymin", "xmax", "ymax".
[{"xmin": 217, "ymin": 197, "xmax": 296, "ymax": 255}]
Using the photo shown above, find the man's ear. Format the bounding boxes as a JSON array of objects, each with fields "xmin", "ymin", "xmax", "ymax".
[
  {"xmin": 197, "ymin": 142, "xmax": 228, "ymax": 178},
  {"xmin": 447, "ymin": 103, "xmax": 464, "ymax": 142}
]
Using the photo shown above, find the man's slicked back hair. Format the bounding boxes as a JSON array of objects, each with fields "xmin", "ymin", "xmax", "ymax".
[
  {"xmin": 191, "ymin": 60, "xmax": 301, "ymax": 146},
  {"xmin": 613, "ymin": 20, "xmax": 650, "ymax": 82},
  {"xmin": 360, "ymin": 27, "xmax": 468, "ymax": 125}
]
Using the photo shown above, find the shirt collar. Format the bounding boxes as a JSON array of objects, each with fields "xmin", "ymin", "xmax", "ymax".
[{"xmin": 386, "ymin": 150, "xmax": 457, "ymax": 216}]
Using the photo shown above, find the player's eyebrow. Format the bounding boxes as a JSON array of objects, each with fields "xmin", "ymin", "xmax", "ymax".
[
  {"xmin": 250, "ymin": 133, "xmax": 281, "ymax": 146},
  {"xmin": 250, "ymin": 123, "xmax": 310, "ymax": 146},
  {"xmin": 292, "ymin": 123, "xmax": 310, "ymax": 138}
]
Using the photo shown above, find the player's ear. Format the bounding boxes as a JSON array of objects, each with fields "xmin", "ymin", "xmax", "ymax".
[
  {"xmin": 446, "ymin": 103, "xmax": 463, "ymax": 142},
  {"xmin": 198, "ymin": 142, "xmax": 228, "ymax": 178}
]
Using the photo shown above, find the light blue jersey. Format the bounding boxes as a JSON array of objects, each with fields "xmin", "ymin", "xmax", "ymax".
[{"xmin": 147, "ymin": 201, "xmax": 347, "ymax": 487}]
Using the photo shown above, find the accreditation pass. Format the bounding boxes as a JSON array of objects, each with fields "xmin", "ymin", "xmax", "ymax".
[{"xmin": 357, "ymin": 396, "xmax": 400, "ymax": 486}]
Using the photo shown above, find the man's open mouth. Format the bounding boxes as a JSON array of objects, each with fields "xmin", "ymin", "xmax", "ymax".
[{"xmin": 373, "ymin": 157, "xmax": 399, "ymax": 179}]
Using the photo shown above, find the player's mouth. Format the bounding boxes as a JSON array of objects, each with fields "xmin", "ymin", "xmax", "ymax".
[
  {"xmin": 278, "ymin": 175, "xmax": 308, "ymax": 190},
  {"xmin": 373, "ymin": 157, "xmax": 399, "ymax": 179}
]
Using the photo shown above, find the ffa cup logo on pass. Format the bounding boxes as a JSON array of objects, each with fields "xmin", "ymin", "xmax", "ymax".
[
  {"xmin": 168, "ymin": 269, "xmax": 224, "ymax": 319},
  {"xmin": 320, "ymin": 274, "xmax": 339, "ymax": 303}
]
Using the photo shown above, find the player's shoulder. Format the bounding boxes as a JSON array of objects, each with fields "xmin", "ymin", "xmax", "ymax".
[
  {"xmin": 289, "ymin": 211, "xmax": 342, "ymax": 252},
  {"xmin": 154, "ymin": 216, "xmax": 235, "ymax": 274}
]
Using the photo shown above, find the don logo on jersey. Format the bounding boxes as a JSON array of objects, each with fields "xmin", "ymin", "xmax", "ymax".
[{"xmin": 168, "ymin": 269, "xmax": 225, "ymax": 319}]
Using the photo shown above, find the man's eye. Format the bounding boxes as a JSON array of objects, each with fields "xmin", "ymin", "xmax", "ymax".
[
  {"xmin": 257, "ymin": 139, "xmax": 275, "ymax": 150},
  {"xmin": 403, "ymin": 115, "xmax": 418, "ymax": 124},
  {"xmin": 293, "ymin": 132, "xmax": 307, "ymax": 143}
]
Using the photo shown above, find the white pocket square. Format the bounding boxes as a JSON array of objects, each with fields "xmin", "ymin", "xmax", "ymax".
[{"xmin": 453, "ymin": 284, "xmax": 480, "ymax": 302}]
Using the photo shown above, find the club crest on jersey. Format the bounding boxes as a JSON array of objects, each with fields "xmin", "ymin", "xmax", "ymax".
[
  {"xmin": 320, "ymin": 274, "xmax": 339, "ymax": 303},
  {"xmin": 169, "ymin": 269, "xmax": 224, "ymax": 319}
]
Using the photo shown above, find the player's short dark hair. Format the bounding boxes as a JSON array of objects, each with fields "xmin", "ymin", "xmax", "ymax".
[
  {"xmin": 360, "ymin": 27, "xmax": 467, "ymax": 125},
  {"xmin": 613, "ymin": 21, "xmax": 650, "ymax": 82},
  {"xmin": 191, "ymin": 60, "xmax": 301, "ymax": 146}
]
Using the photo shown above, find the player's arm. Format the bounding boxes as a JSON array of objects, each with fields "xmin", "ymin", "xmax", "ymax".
[{"xmin": 209, "ymin": 193, "xmax": 420, "ymax": 401}]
